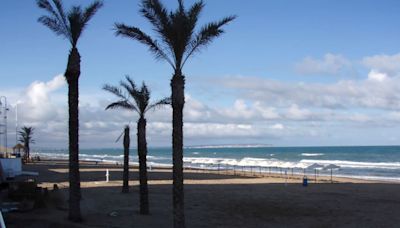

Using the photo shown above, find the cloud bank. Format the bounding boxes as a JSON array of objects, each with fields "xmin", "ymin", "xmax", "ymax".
[{"xmin": 3, "ymin": 53, "xmax": 400, "ymax": 148}]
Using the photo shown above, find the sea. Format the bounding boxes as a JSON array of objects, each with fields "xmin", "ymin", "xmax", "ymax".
[{"xmin": 32, "ymin": 145, "xmax": 400, "ymax": 182}]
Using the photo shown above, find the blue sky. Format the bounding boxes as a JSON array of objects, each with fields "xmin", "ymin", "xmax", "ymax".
[{"xmin": 1, "ymin": 0, "xmax": 400, "ymax": 148}]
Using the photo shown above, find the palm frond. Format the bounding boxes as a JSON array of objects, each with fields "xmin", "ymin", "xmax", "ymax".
[
  {"xmin": 52, "ymin": 0, "xmax": 69, "ymax": 31},
  {"xmin": 119, "ymin": 79, "xmax": 146, "ymax": 115},
  {"xmin": 68, "ymin": 6, "xmax": 84, "ymax": 46},
  {"xmin": 104, "ymin": 76, "xmax": 141, "ymax": 114},
  {"xmin": 37, "ymin": 0, "xmax": 71, "ymax": 41},
  {"xmin": 187, "ymin": 1, "xmax": 204, "ymax": 28},
  {"xmin": 105, "ymin": 100, "xmax": 139, "ymax": 113},
  {"xmin": 105, "ymin": 77, "xmax": 169, "ymax": 118},
  {"xmin": 37, "ymin": 0, "xmax": 58, "ymax": 17},
  {"xmin": 82, "ymin": 1, "xmax": 103, "ymax": 25},
  {"xmin": 69, "ymin": 1, "xmax": 103, "ymax": 46},
  {"xmin": 178, "ymin": 0, "xmax": 185, "ymax": 13},
  {"xmin": 114, "ymin": 23, "xmax": 175, "ymax": 69},
  {"xmin": 38, "ymin": 16, "xmax": 69, "ymax": 38},
  {"xmin": 124, "ymin": 75, "xmax": 137, "ymax": 92},
  {"xmin": 140, "ymin": 0, "xmax": 176, "ymax": 60},
  {"xmin": 183, "ymin": 0, "xmax": 204, "ymax": 54},
  {"xmin": 146, "ymin": 97, "xmax": 171, "ymax": 112},
  {"xmin": 37, "ymin": 0, "xmax": 102, "ymax": 47},
  {"xmin": 140, "ymin": 0, "xmax": 170, "ymax": 34},
  {"xmin": 103, "ymin": 84, "xmax": 127, "ymax": 100},
  {"xmin": 182, "ymin": 15, "xmax": 236, "ymax": 67},
  {"xmin": 119, "ymin": 80, "xmax": 137, "ymax": 102},
  {"xmin": 138, "ymin": 82, "xmax": 150, "ymax": 113},
  {"xmin": 18, "ymin": 126, "xmax": 35, "ymax": 144}
]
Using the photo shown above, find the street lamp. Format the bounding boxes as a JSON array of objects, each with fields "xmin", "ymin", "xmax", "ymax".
[
  {"xmin": 0, "ymin": 96, "xmax": 9, "ymax": 154},
  {"xmin": 15, "ymin": 102, "xmax": 19, "ymax": 146}
]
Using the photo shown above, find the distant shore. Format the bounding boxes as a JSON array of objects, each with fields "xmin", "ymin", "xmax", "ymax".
[{"xmin": 3, "ymin": 159, "xmax": 400, "ymax": 227}]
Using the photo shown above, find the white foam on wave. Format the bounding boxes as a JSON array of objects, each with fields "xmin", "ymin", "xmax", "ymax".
[
  {"xmin": 301, "ymin": 153, "xmax": 324, "ymax": 157},
  {"xmin": 186, "ymin": 144, "xmax": 270, "ymax": 149},
  {"xmin": 33, "ymin": 151, "xmax": 169, "ymax": 164},
  {"xmin": 183, "ymin": 157, "xmax": 306, "ymax": 169},
  {"xmin": 33, "ymin": 151, "xmax": 400, "ymax": 181}
]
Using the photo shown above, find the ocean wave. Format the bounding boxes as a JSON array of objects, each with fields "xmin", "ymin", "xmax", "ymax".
[
  {"xmin": 301, "ymin": 159, "xmax": 400, "ymax": 170},
  {"xmin": 33, "ymin": 151, "xmax": 400, "ymax": 171},
  {"xmin": 301, "ymin": 153, "xmax": 324, "ymax": 157},
  {"xmin": 183, "ymin": 157, "xmax": 304, "ymax": 168},
  {"xmin": 33, "ymin": 152, "xmax": 169, "ymax": 164},
  {"xmin": 185, "ymin": 144, "xmax": 271, "ymax": 149}
]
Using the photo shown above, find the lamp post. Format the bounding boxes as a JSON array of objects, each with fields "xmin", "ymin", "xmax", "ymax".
[
  {"xmin": 0, "ymin": 96, "xmax": 8, "ymax": 154},
  {"xmin": 15, "ymin": 103, "xmax": 18, "ymax": 146}
]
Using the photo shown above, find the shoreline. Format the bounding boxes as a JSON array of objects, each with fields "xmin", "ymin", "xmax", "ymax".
[
  {"xmin": 31, "ymin": 148, "xmax": 400, "ymax": 184},
  {"xmin": 3, "ymin": 159, "xmax": 400, "ymax": 227},
  {"xmin": 35, "ymin": 158, "xmax": 398, "ymax": 185}
]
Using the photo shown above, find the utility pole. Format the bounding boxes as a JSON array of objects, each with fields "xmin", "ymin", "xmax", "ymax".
[
  {"xmin": 15, "ymin": 103, "xmax": 18, "ymax": 146},
  {"xmin": 0, "ymin": 96, "xmax": 8, "ymax": 154}
]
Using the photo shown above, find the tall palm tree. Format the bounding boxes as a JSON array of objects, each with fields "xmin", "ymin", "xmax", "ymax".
[
  {"xmin": 37, "ymin": 0, "xmax": 103, "ymax": 222},
  {"xmin": 103, "ymin": 76, "xmax": 170, "ymax": 215},
  {"xmin": 122, "ymin": 125, "xmax": 130, "ymax": 193},
  {"xmin": 18, "ymin": 126, "xmax": 35, "ymax": 160},
  {"xmin": 114, "ymin": 1, "xmax": 235, "ymax": 226}
]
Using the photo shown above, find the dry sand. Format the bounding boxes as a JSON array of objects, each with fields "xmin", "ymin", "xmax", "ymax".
[{"xmin": 3, "ymin": 159, "xmax": 400, "ymax": 227}]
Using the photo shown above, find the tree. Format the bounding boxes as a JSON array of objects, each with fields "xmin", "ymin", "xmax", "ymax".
[
  {"xmin": 37, "ymin": 0, "xmax": 103, "ymax": 222},
  {"xmin": 114, "ymin": 1, "xmax": 235, "ymax": 226},
  {"xmin": 104, "ymin": 76, "xmax": 170, "ymax": 215},
  {"xmin": 122, "ymin": 125, "xmax": 130, "ymax": 193},
  {"xmin": 18, "ymin": 126, "xmax": 35, "ymax": 160}
]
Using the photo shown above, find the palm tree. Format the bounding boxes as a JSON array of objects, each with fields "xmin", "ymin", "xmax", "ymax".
[
  {"xmin": 122, "ymin": 125, "xmax": 130, "ymax": 193},
  {"xmin": 114, "ymin": 1, "xmax": 235, "ymax": 226},
  {"xmin": 37, "ymin": 0, "xmax": 103, "ymax": 222},
  {"xmin": 103, "ymin": 76, "xmax": 170, "ymax": 215},
  {"xmin": 18, "ymin": 126, "xmax": 35, "ymax": 160}
]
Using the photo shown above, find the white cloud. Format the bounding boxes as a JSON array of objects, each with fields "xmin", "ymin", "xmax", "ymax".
[
  {"xmin": 219, "ymin": 75, "xmax": 400, "ymax": 111},
  {"xmin": 362, "ymin": 53, "xmax": 400, "ymax": 77},
  {"xmin": 270, "ymin": 123, "xmax": 284, "ymax": 130},
  {"xmin": 367, "ymin": 70, "xmax": 387, "ymax": 82},
  {"xmin": 295, "ymin": 53, "xmax": 352, "ymax": 76},
  {"xmin": 285, "ymin": 104, "xmax": 313, "ymax": 120},
  {"xmin": 184, "ymin": 123, "xmax": 263, "ymax": 141},
  {"xmin": 218, "ymin": 99, "xmax": 254, "ymax": 119},
  {"xmin": 19, "ymin": 75, "xmax": 66, "ymax": 122},
  {"xmin": 253, "ymin": 102, "xmax": 280, "ymax": 119},
  {"xmin": 6, "ymin": 51, "xmax": 400, "ymax": 148}
]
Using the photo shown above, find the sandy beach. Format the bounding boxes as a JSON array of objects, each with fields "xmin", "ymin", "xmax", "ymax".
[{"xmin": 2, "ymin": 159, "xmax": 400, "ymax": 228}]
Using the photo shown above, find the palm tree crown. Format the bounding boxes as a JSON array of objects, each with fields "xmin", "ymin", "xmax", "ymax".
[
  {"xmin": 115, "ymin": 0, "xmax": 236, "ymax": 71},
  {"xmin": 103, "ymin": 76, "xmax": 171, "ymax": 116},
  {"xmin": 37, "ymin": 0, "xmax": 103, "ymax": 48},
  {"xmin": 18, "ymin": 126, "xmax": 35, "ymax": 145},
  {"xmin": 18, "ymin": 126, "xmax": 35, "ymax": 159}
]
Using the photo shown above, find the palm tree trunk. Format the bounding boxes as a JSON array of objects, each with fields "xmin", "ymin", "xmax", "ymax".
[
  {"xmin": 24, "ymin": 141, "xmax": 30, "ymax": 159},
  {"xmin": 171, "ymin": 71, "xmax": 185, "ymax": 228},
  {"xmin": 137, "ymin": 117, "xmax": 149, "ymax": 214},
  {"xmin": 66, "ymin": 47, "xmax": 82, "ymax": 222},
  {"xmin": 122, "ymin": 126, "xmax": 130, "ymax": 193},
  {"xmin": 26, "ymin": 144, "xmax": 30, "ymax": 160}
]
